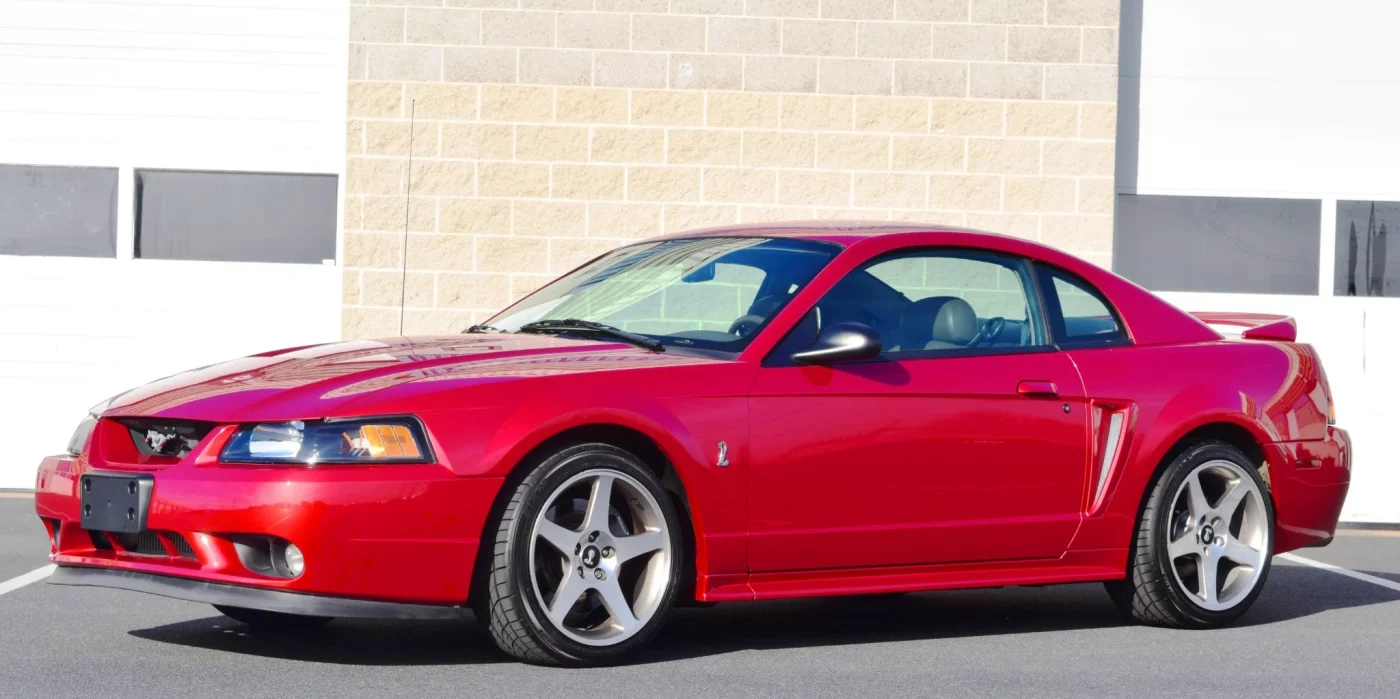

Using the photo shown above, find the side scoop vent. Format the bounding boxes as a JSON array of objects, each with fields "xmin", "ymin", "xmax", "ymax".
[{"xmin": 1088, "ymin": 403, "xmax": 1135, "ymax": 515}]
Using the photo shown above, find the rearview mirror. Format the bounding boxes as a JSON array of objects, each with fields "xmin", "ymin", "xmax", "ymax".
[
  {"xmin": 681, "ymin": 263, "xmax": 716, "ymax": 283},
  {"xmin": 791, "ymin": 322, "xmax": 882, "ymax": 365}
]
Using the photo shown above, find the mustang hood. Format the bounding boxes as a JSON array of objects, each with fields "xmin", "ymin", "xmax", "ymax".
[{"xmin": 102, "ymin": 336, "xmax": 714, "ymax": 423}]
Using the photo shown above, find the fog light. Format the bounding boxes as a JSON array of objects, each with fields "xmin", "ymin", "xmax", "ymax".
[{"xmin": 283, "ymin": 543, "xmax": 305, "ymax": 577}]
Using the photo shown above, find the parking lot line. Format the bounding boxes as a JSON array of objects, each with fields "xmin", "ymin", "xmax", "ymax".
[
  {"xmin": 1280, "ymin": 552, "xmax": 1400, "ymax": 594},
  {"xmin": 1338, "ymin": 528, "xmax": 1400, "ymax": 538},
  {"xmin": 0, "ymin": 565, "xmax": 55, "ymax": 597}
]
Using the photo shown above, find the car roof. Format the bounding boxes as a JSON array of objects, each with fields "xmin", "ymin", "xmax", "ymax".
[
  {"xmin": 653, "ymin": 220, "xmax": 1033, "ymax": 247},
  {"xmin": 656, "ymin": 220, "xmax": 1223, "ymax": 348}
]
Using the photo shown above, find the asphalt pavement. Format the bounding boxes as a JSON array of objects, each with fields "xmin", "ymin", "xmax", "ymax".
[{"xmin": 1, "ymin": 495, "xmax": 1398, "ymax": 698}]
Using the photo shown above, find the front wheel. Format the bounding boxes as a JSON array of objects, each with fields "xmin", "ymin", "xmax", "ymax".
[
  {"xmin": 1107, "ymin": 440, "xmax": 1274, "ymax": 627},
  {"xmin": 482, "ymin": 443, "xmax": 683, "ymax": 666}
]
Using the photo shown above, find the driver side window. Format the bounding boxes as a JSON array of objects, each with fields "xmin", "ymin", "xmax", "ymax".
[{"xmin": 787, "ymin": 250, "xmax": 1046, "ymax": 358}]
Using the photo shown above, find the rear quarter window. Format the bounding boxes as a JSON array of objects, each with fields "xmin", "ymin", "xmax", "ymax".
[{"xmin": 1037, "ymin": 266, "xmax": 1127, "ymax": 347}]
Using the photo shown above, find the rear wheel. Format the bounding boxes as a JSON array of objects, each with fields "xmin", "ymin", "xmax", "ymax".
[
  {"xmin": 213, "ymin": 605, "xmax": 332, "ymax": 630},
  {"xmin": 1107, "ymin": 441, "xmax": 1274, "ymax": 627},
  {"xmin": 482, "ymin": 443, "xmax": 682, "ymax": 666}
]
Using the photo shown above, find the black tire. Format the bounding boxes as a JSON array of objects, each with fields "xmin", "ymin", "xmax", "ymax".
[
  {"xmin": 1106, "ymin": 440, "xmax": 1275, "ymax": 628},
  {"xmin": 213, "ymin": 605, "xmax": 333, "ymax": 629},
  {"xmin": 482, "ymin": 443, "xmax": 684, "ymax": 666}
]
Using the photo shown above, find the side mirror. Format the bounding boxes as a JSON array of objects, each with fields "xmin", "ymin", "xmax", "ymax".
[{"xmin": 790, "ymin": 322, "xmax": 882, "ymax": 365}]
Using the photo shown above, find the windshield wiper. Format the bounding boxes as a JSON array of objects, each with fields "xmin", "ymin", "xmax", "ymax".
[
  {"xmin": 463, "ymin": 324, "xmax": 504, "ymax": 334},
  {"xmin": 517, "ymin": 319, "xmax": 665, "ymax": 352}
]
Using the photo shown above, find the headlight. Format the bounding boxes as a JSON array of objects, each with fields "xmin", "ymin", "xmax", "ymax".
[
  {"xmin": 65, "ymin": 395, "xmax": 122, "ymax": 456},
  {"xmin": 219, "ymin": 417, "xmax": 431, "ymax": 465},
  {"xmin": 66, "ymin": 414, "xmax": 98, "ymax": 456}
]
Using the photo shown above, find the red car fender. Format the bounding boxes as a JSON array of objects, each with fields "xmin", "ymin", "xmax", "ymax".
[
  {"xmin": 488, "ymin": 398, "xmax": 706, "ymax": 476},
  {"xmin": 468, "ymin": 386, "xmax": 745, "ymax": 589},
  {"xmin": 1071, "ymin": 385, "xmax": 1280, "ymax": 551}
]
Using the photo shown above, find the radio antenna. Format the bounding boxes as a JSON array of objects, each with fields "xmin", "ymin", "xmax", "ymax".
[{"xmin": 398, "ymin": 99, "xmax": 416, "ymax": 337}]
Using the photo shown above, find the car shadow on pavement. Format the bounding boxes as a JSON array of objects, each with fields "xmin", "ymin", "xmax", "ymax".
[
  {"xmin": 1234, "ymin": 564, "xmax": 1400, "ymax": 627},
  {"xmin": 651, "ymin": 564, "xmax": 1399, "ymax": 662},
  {"xmin": 127, "ymin": 564, "xmax": 1399, "ymax": 666},
  {"xmin": 130, "ymin": 616, "xmax": 502, "ymax": 665}
]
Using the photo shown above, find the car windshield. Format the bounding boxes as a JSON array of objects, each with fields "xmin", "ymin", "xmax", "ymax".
[{"xmin": 485, "ymin": 237, "xmax": 840, "ymax": 353}]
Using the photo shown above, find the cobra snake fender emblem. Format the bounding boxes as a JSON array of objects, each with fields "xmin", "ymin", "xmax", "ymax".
[{"xmin": 716, "ymin": 441, "xmax": 730, "ymax": 468}]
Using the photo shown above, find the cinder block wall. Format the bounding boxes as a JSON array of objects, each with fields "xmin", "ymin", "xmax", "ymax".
[{"xmin": 344, "ymin": 0, "xmax": 1119, "ymax": 338}]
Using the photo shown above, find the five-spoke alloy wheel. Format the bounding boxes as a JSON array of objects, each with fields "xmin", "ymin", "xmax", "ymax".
[
  {"xmin": 1108, "ymin": 440, "xmax": 1275, "ymax": 627},
  {"xmin": 482, "ymin": 443, "xmax": 683, "ymax": 666},
  {"xmin": 529, "ymin": 469, "xmax": 673, "ymax": 646},
  {"xmin": 1163, "ymin": 459, "xmax": 1270, "ymax": 611}
]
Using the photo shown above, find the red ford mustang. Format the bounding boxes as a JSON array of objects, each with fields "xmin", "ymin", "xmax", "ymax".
[{"xmin": 36, "ymin": 223, "xmax": 1350, "ymax": 666}]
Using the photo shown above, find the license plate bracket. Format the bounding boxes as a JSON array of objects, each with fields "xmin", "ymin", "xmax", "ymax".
[{"xmin": 80, "ymin": 472, "xmax": 154, "ymax": 534}]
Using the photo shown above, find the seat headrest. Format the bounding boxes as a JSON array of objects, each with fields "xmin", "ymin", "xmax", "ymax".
[
  {"xmin": 899, "ymin": 296, "xmax": 977, "ymax": 349},
  {"xmin": 931, "ymin": 297, "xmax": 977, "ymax": 346}
]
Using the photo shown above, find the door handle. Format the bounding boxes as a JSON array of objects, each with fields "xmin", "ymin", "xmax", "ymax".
[{"xmin": 1017, "ymin": 380, "xmax": 1058, "ymax": 397}]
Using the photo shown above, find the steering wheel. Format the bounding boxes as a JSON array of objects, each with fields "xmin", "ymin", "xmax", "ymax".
[
  {"xmin": 728, "ymin": 314, "xmax": 766, "ymax": 338},
  {"xmin": 970, "ymin": 317, "xmax": 1005, "ymax": 347}
]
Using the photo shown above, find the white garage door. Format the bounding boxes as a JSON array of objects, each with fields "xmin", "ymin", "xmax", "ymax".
[
  {"xmin": 0, "ymin": 1, "xmax": 348, "ymax": 489},
  {"xmin": 1122, "ymin": 0, "xmax": 1400, "ymax": 522}
]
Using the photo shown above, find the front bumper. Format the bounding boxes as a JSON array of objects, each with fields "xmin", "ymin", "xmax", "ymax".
[
  {"xmin": 49, "ymin": 566, "xmax": 469, "ymax": 620},
  {"xmin": 1266, "ymin": 425, "xmax": 1352, "ymax": 553},
  {"xmin": 36, "ymin": 448, "xmax": 503, "ymax": 606}
]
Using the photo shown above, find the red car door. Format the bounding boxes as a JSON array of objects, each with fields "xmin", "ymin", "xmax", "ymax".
[{"xmin": 746, "ymin": 249, "xmax": 1090, "ymax": 573}]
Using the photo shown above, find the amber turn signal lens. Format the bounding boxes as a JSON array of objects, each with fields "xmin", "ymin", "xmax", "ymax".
[{"xmin": 340, "ymin": 424, "xmax": 422, "ymax": 459}]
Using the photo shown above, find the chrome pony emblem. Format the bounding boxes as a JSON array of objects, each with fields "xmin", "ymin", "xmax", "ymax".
[
  {"xmin": 716, "ymin": 441, "xmax": 730, "ymax": 468},
  {"xmin": 145, "ymin": 430, "xmax": 174, "ymax": 454}
]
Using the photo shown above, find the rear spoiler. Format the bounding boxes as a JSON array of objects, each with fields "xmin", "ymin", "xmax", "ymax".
[{"xmin": 1189, "ymin": 313, "xmax": 1297, "ymax": 342}]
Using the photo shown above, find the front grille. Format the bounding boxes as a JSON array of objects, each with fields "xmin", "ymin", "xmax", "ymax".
[
  {"xmin": 117, "ymin": 531, "xmax": 167, "ymax": 556},
  {"xmin": 137, "ymin": 531, "xmax": 166, "ymax": 556},
  {"xmin": 116, "ymin": 418, "xmax": 216, "ymax": 459},
  {"xmin": 85, "ymin": 528, "xmax": 197, "ymax": 560},
  {"xmin": 165, "ymin": 532, "xmax": 198, "ymax": 560}
]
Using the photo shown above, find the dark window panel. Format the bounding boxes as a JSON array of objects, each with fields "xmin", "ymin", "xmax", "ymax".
[
  {"xmin": 1034, "ymin": 264, "xmax": 1126, "ymax": 348},
  {"xmin": 0, "ymin": 164, "xmax": 117, "ymax": 258},
  {"xmin": 808, "ymin": 249, "xmax": 1045, "ymax": 356},
  {"xmin": 1114, "ymin": 194, "xmax": 1321, "ymax": 295},
  {"xmin": 135, "ymin": 170, "xmax": 337, "ymax": 264},
  {"xmin": 1335, "ymin": 201, "xmax": 1399, "ymax": 297}
]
